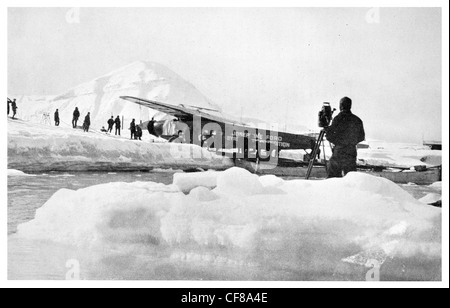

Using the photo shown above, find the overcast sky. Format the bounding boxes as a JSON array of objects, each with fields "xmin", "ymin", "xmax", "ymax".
[{"xmin": 8, "ymin": 7, "xmax": 442, "ymax": 143}]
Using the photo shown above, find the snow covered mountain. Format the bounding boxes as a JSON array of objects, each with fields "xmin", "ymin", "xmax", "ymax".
[
  {"xmin": 9, "ymin": 61, "xmax": 221, "ymax": 129},
  {"xmin": 9, "ymin": 61, "xmax": 315, "ymax": 135}
]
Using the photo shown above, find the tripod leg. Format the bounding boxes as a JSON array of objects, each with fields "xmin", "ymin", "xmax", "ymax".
[{"xmin": 305, "ymin": 130, "xmax": 325, "ymax": 180}]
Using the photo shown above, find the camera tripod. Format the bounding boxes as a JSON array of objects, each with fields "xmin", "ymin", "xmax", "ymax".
[
  {"xmin": 305, "ymin": 129, "xmax": 329, "ymax": 180},
  {"xmin": 41, "ymin": 113, "xmax": 51, "ymax": 125}
]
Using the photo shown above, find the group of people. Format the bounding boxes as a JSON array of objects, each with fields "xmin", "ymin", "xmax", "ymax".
[
  {"xmin": 7, "ymin": 98, "xmax": 18, "ymax": 119},
  {"xmin": 106, "ymin": 116, "xmax": 122, "ymax": 135},
  {"xmin": 55, "ymin": 106, "xmax": 149, "ymax": 141},
  {"xmin": 49, "ymin": 107, "xmax": 90, "ymax": 132},
  {"xmin": 7, "ymin": 98, "xmax": 159, "ymax": 142},
  {"xmin": 107, "ymin": 116, "xmax": 158, "ymax": 141},
  {"xmin": 69, "ymin": 107, "xmax": 91, "ymax": 132},
  {"xmin": 106, "ymin": 116, "xmax": 146, "ymax": 141},
  {"xmin": 129, "ymin": 119, "xmax": 143, "ymax": 140}
]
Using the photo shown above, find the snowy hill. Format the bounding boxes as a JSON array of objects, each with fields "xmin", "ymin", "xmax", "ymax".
[
  {"xmin": 9, "ymin": 61, "xmax": 315, "ymax": 135},
  {"xmin": 9, "ymin": 61, "xmax": 221, "ymax": 129}
]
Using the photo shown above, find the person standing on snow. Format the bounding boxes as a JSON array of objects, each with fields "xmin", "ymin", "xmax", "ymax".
[
  {"xmin": 136, "ymin": 125, "xmax": 142, "ymax": 141},
  {"xmin": 83, "ymin": 112, "xmax": 91, "ymax": 132},
  {"xmin": 130, "ymin": 119, "xmax": 136, "ymax": 140},
  {"xmin": 325, "ymin": 97, "xmax": 365, "ymax": 178},
  {"xmin": 147, "ymin": 117, "xmax": 156, "ymax": 136},
  {"xmin": 115, "ymin": 116, "xmax": 121, "ymax": 136},
  {"xmin": 72, "ymin": 107, "xmax": 80, "ymax": 128},
  {"xmin": 7, "ymin": 98, "xmax": 11, "ymax": 116},
  {"xmin": 107, "ymin": 116, "xmax": 115, "ymax": 133},
  {"xmin": 54, "ymin": 109, "xmax": 60, "ymax": 126},
  {"xmin": 11, "ymin": 99, "xmax": 18, "ymax": 119}
]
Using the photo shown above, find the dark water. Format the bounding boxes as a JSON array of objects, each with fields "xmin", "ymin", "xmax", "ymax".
[{"xmin": 8, "ymin": 171, "xmax": 176, "ymax": 235}]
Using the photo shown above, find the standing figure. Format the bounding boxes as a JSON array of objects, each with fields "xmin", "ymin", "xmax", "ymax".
[
  {"xmin": 72, "ymin": 107, "xmax": 80, "ymax": 128},
  {"xmin": 7, "ymin": 98, "xmax": 11, "ymax": 116},
  {"xmin": 130, "ymin": 119, "xmax": 136, "ymax": 140},
  {"xmin": 83, "ymin": 112, "xmax": 91, "ymax": 132},
  {"xmin": 54, "ymin": 109, "xmax": 60, "ymax": 126},
  {"xmin": 147, "ymin": 117, "xmax": 156, "ymax": 136},
  {"xmin": 11, "ymin": 99, "xmax": 18, "ymax": 119},
  {"xmin": 136, "ymin": 125, "xmax": 142, "ymax": 141},
  {"xmin": 107, "ymin": 116, "xmax": 114, "ymax": 133},
  {"xmin": 115, "ymin": 116, "xmax": 121, "ymax": 136},
  {"xmin": 325, "ymin": 97, "xmax": 365, "ymax": 178}
]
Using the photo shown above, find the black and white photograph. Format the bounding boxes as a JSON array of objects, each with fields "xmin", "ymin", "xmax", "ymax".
[{"xmin": 2, "ymin": 2, "xmax": 449, "ymax": 288}]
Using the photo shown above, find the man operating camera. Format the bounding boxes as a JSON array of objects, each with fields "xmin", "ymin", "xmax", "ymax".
[{"xmin": 325, "ymin": 97, "xmax": 366, "ymax": 178}]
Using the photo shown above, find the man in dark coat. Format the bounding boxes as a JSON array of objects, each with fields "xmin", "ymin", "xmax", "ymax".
[
  {"xmin": 11, "ymin": 99, "xmax": 18, "ymax": 119},
  {"xmin": 72, "ymin": 107, "xmax": 80, "ymax": 128},
  {"xmin": 54, "ymin": 109, "xmax": 60, "ymax": 126},
  {"xmin": 136, "ymin": 125, "xmax": 142, "ymax": 141},
  {"xmin": 115, "ymin": 116, "xmax": 121, "ymax": 136},
  {"xmin": 130, "ymin": 119, "xmax": 136, "ymax": 140},
  {"xmin": 325, "ymin": 97, "xmax": 365, "ymax": 178},
  {"xmin": 107, "ymin": 116, "xmax": 114, "ymax": 133},
  {"xmin": 83, "ymin": 112, "xmax": 91, "ymax": 132},
  {"xmin": 147, "ymin": 117, "xmax": 156, "ymax": 136}
]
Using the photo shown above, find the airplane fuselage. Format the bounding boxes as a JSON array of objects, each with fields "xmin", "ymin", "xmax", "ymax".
[
  {"xmin": 123, "ymin": 96, "xmax": 316, "ymax": 164},
  {"xmin": 151, "ymin": 116, "xmax": 315, "ymax": 162}
]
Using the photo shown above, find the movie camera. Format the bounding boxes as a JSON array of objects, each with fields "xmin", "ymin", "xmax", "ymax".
[
  {"xmin": 306, "ymin": 102, "xmax": 337, "ymax": 179},
  {"xmin": 318, "ymin": 102, "xmax": 336, "ymax": 128}
]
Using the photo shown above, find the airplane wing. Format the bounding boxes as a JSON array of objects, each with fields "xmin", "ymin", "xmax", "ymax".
[
  {"xmin": 120, "ymin": 96, "xmax": 244, "ymax": 125},
  {"xmin": 120, "ymin": 96, "xmax": 192, "ymax": 119},
  {"xmin": 121, "ymin": 96, "xmax": 316, "ymax": 151}
]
